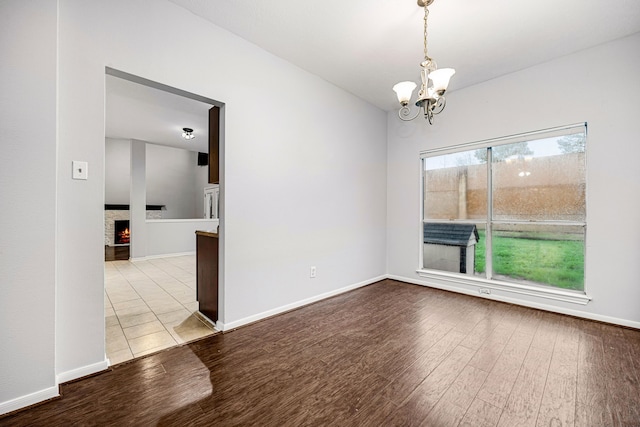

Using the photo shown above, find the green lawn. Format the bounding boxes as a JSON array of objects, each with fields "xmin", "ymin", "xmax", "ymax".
[{"xmin": 474, "ymin": 230, "xmax": 584, "ymax": 291}]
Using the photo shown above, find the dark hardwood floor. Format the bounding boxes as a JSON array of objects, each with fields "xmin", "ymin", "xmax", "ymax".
[{"xmin": 3, "ymin": 279, "xmax": 640, "ymax": 426}]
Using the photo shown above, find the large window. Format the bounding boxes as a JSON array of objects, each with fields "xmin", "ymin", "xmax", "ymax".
[{"xmin": 421, "ymin": 124, "xmax": 586, "ymax": 292}]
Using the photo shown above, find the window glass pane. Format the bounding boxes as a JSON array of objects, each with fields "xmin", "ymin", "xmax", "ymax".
[
  {"xmin": 423, "ymin": 222, "xmax": 484, "ymax": 276},
  {"xmin": 421, "ymin": 125, "xmax": 586, "ymax": 293},
  {"xmin": 424, "ymin": 149, "xmax": 487, "ymax": 220},
  {"xmin": 491, "ymin": 223, "xmax": 585, "ymax": 291},
  {"xmin": 492, "ymin": 132, "xmax": 586, "ymax": 221}
]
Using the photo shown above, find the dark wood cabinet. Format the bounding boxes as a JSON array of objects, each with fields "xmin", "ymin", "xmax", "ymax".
[
  {"xmin": 196, "ymin": 230, "xmax": 218, "ymax": 323},
  {"xmin": 208, "ymin": 106, "xmax": 220, "ymax": 184}
]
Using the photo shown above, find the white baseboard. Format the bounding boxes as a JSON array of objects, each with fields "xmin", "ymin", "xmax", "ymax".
[
  {"xmin": 387, "ymin": 274, "xmax": 640, "ymax": 330},
  {"xmin": 56, "ymin": 359, "xmax": 109, "ymax": 384},
  {"xmin": 0, "ymin": 358, "xmax": 109, "ymax": 415},
  {"xmin": 130, "ymin": 251, "xmax": 195, "ymax": 262},
  {"xmin": 0, "ymin": 385, "xmax": 59, "ymax": 416},
  {"xmin": 220, "ymin": 275, "xmax": 386, "ymax": 331}
]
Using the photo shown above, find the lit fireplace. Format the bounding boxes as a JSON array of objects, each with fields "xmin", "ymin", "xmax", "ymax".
[{"xmin": 114, "ymin": 220, "xmax": 130, "ymax": 245}]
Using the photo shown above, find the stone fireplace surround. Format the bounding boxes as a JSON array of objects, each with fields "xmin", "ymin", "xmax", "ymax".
[{"xmin": 104, "ymin": 205, "xmax": 163, "ymax": 246}]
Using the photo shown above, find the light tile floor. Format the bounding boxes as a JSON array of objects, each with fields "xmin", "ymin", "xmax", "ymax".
[{"xmin": 105, "ymin": 255, "xmax": 217, "ymax": 365}]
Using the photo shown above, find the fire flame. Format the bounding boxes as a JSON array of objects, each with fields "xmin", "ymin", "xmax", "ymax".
[{"xmin": 118, "ymin": 228, "xmax": 130, "ymax": 244}]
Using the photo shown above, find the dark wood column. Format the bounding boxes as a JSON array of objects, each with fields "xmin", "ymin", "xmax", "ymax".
[{"xmin": 208, "ymin": 106, "xmax": 220, "ymax": 184}]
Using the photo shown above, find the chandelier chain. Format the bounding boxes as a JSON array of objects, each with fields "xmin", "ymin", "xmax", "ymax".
[{"xmin": 423, "ymin": 5, "xmax": 430, "ymax": 61}]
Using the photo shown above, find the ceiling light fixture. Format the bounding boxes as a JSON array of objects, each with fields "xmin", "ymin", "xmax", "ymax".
[
  {"xmin": 393, "ymin": 0, "xmax": 455, "ymax": 124},
  {"xmin": 182, "ymin": 127, "xmax": 195, "ymax": 140}
]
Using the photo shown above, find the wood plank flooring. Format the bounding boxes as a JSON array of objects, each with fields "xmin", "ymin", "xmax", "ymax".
[{"xmin": 3, "ymin": 279, "xmax": 640, "ymax": 426}]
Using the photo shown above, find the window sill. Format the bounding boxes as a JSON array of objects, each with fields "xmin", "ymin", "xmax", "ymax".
[{"xmin": 416, "ymin": 269, "xmax": 591, "ymax": 305}]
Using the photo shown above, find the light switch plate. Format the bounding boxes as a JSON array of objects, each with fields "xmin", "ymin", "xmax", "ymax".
[{"xmin": 72, "ymin": 161, "xmax": 88, "ymax": 180}]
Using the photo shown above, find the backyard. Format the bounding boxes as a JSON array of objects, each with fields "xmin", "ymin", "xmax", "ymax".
[{"xmin": 474, "ymin": 229, "xmax": 584, "ymax": 291}]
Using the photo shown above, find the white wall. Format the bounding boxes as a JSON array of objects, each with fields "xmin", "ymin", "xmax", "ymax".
[
  {"xmin": 10, "ymin": 0, "xmax": 386, "ymax": 414},
  {"xmin": 387, "ymin": 32, "xmax": 640, "ymax": 327},
  {"xmin": 146, "ymin": 219, "xmax": 218, "ymax": 258},
  {"xmin": 0, "ymin": 0, "xmax": 59, "ymax": 412},
  {"xmin": 104, "ymin": 138, "xmax": 131, "ymax": 204},
  {"xmin": 146, "ymin": 143, "xmax": 203, "ymax": 219},
  {"xmin": 105, "ymin": 138, "xmax": 207, "ymax": 218},
  {"xmin": 105, "ymin": 138, "xmax": 213, "ymax": 258}
]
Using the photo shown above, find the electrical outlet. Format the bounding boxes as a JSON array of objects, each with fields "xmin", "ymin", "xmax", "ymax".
[
  {"xmin": 310, "ymin": 266, "xmax": 316, "ymax": 278},
  {"xmin": 479, "ymin": 288, "xmax": 491, "ymax": 295}
]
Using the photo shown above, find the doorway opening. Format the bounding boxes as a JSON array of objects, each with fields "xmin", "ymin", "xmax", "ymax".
[{"xmin": 104, "ymin": 68, "xmax": 224, "ymax": 365}]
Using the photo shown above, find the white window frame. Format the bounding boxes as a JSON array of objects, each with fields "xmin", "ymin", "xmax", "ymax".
[{"xmin": 417, "ymin": 123, "xmax": 591, "ymax": 305}]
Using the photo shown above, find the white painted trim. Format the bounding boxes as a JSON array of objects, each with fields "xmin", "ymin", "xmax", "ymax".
[
  {"xmin": 194, "ymin": 311, "xmax": 217, "ymax": 329},
  {"xmin": 0, "ymin": 385, "xmax": 59, "ymax": 416},
  {"xmin": 387, "ymin": 274, "xmax": 640, "ymax": 330},
  {"xmin": 56, "ymin": 359, "xmax": 109, "ymax": 384},
  {"xmin": 415, "ymin": 269, "xmax": 591, "ymax": 305},
  {"xmin": 220, "ymin": 275, "xmax": 386, "ymax": 331},
  {"xmin": 130, "ymin": 251, "xmax": 195, "ymax": 262},
  {"xmin": 419, "ymin": 122, "xmax": 587, "ymax": 157}
]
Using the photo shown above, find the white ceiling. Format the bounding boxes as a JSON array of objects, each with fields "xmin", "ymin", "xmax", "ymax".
[
  {"xmin": 107, "ymin": 0, "xmax": 640, "ymax": 149},
  {"xmin": 105, "ymin": 74, "xmax": 212, "ymax": 152},
  {"xmin": 168, "ymin": 0, "xmax": 640, "ymax": 111}
]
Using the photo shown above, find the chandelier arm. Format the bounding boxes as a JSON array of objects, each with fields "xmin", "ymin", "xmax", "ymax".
[
  {"xmin": 398, "ymin": 105, "xmax": 422, "ymax": 121},
  {"xmin": 432, "ymin": 97, "xmax": 447, "ymax": 115},
  {"xmin": 425, "ymin": 107, "xmax": 433, "ymax": 124}
]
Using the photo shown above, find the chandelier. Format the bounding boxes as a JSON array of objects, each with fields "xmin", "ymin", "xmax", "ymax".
[{"xmin": 393, "ymin": 0, "xmax": 455, "ymax": 124}]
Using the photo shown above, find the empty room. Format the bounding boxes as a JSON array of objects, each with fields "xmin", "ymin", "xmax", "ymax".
[{"xmin": 2, "ymin": 0, "xmax": 640, "ymax": 425}]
